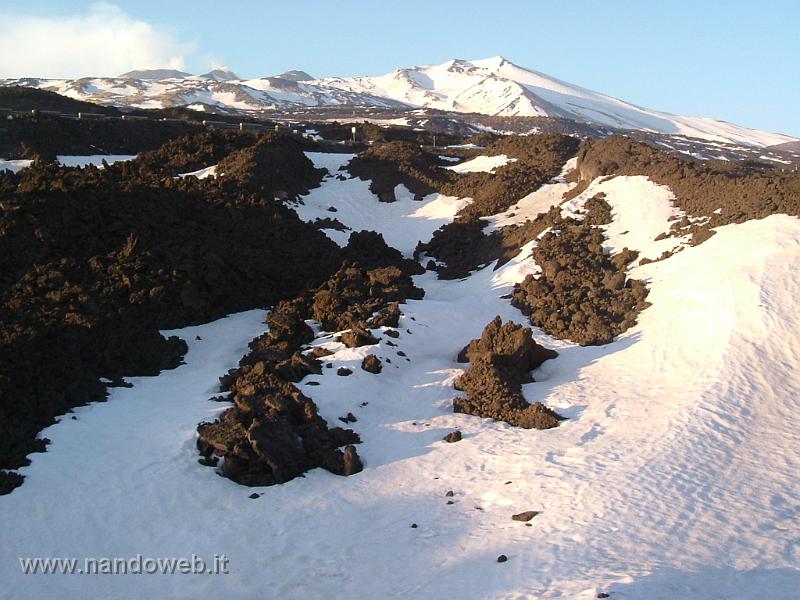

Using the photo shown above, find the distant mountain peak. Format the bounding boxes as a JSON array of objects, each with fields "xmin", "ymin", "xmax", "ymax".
[
  {"xmin": 6, "ymin": 57, "xmax": 794, "ymax": 147},
  {"xmin": 275, "ymin": 70, "xmax": 314, "ymax": 82},
  {"xmin": 200, "ymin": 68, "xmax": 240, "ymax": 81},
  {"xmin": 118, "ymin": 68, "xmax": 191, "ymax": 80}
]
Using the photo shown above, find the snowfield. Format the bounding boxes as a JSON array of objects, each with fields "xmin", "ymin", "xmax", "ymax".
[
  {"xmin": 1, "ymin": 163, "xmax": 799, "ymax": 599},
  {"xmin": 445, "ymin": 154, "xmax": 517, "ymax": 174}
]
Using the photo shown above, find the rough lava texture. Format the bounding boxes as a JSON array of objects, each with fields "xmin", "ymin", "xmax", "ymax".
[
  {"xmin": 575, "ymin": 136, "xmax": 800, "ymax": 237},
  {"xmin": 346, "ymin": 134, "xmax": 578, "ymax": 217},
  {"xmin": 195, "ymin": 231, "xmax": 425, "ymax": 487},
  {"xmin": 0, "ymin": 134, "xmax": 341, "ymax": 493},
  {"xmin": 512, "ymin": 220, "xmax": 649, "ymax": 346},
  {"xmin": 453, "ymin": 317, "xmax": 562, "ymax": 429}
]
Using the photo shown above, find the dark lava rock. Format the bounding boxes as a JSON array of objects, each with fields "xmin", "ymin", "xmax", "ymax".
[
  {"xmin": 453, "ymin": 317, "xmax": 563, "ymax": 429},
  {"xmin": 366, "ymin": 302, "xmax": 401, "ymax": 329},
  {"xmin": 338, "ymin": 413, "xmax": 357, "ymax": 424},
  {"xmin": 443, "ymin": 430, "xmax": 463, "ymax": 443},
  {"xmin": 457, "ymin": 316, "xmax": 557, "ymax": 369},
  {"xmin": 511, "ymin": 511, "xmax": 540, "ymax": 522},
  {"xmin": 337, "ymin": 367, "xmax": 353, "ymax": 377},
  {"xmin": 306, "ymin": 346, "xmax": 334, "ymax": 360},
  {"xmin": 361, "ymin": 354, "xmax": 382, "ymax": 374},
  {"xmin": 340, "ymin": 327, "xmax": 379, "ymax": 348},
  {"xmin": 0, "ymin": 131, "xmax": 344, "ymax": 494},
  {"xmin": 511, "ymin": 223, "xmax": 650, "ymax": 345}
]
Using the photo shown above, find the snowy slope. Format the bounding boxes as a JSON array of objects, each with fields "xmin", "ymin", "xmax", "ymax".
[
  {"xmin": 2, "ymin": 161, "xmax": 799, "ymax": 599},
  {"xmin": 2, "ymin": 57, "xmax": 795, "ymax": 147}
]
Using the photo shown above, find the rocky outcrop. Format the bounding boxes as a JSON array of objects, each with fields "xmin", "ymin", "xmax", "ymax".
[
  {"xmin": 195, "ymin": 230, "xmax": 426, "ymax": 488},
  {"xmin": 511, "ymin": 222, "xmax": 649, "ymax": 345},
  {"xmin": 0, "ymin": 136, "xmax": 342, "ymax": 494},
  {"xmin": 453, "ymin": 317, "xmax": 562, "ymax": 429},
  {"xmin": 361, "ymin": 354, "xmax": 382, "ymax": 374}
]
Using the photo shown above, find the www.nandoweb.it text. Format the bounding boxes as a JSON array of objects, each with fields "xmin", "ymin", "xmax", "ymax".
[{"xmin": 19, "ymin": 554, "xmax": 230, "ymax": 575}]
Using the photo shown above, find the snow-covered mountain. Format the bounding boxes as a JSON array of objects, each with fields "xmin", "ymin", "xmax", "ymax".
[{"xmin": 2, "ymin": 56, "xmax": 795, "ymax": 147}]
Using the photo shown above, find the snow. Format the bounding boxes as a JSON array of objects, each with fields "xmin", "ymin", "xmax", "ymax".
[
  {"xmin": 0, "ymin": 158, "xmax": 33, "ymax": 173},
  {"xmin": 444, "ymin": 154, "xmax": 516, "ymax": 174},
  {"xmin": 1, "ymin": 164, "xmax": 799, "ymax": 599},
  {"xmin": 177, "ymin": 165, "xmax": 217, "ymax": 179},
  {"xmin": 57, "ymin": 155, "xmax": 136, "ymax": 168},
  {"xmin": 293, "ymin": 152, "xmax": 470, "ymax": 255},
  {"xmin": 563, "ymin": 175, "xmax": 688, "ymax": 262},
  {"xmin": 487, "ymin": 157, "xmax": 577, "ymax": 231}
]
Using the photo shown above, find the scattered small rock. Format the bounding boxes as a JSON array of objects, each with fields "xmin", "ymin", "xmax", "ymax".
[
  {"xmin": 445, "ymin": 490, "xmax": 454, "ymax": 497},
  {"xmin": 305, "ymin": 381, "xmax": 320, "ymax": 386},
  {"xmin": 337, "ymin": 367, "xmax": 353, "ymax": 376},
  {"xmin": 248, "ymin": 493, "xmax": 260, "ymax": 499},
  {"xmin": 512, "ymin": 511, "xmax": 539, "ymax": 522},
  {"xmin": 447, "ymin": 500, "xmax": 455, "ymax": 505},
  {"xmin": 384, "ymin": 329, "xmax": 400, "ymax": 338},
  {"xmin": 338, "ymin": 412, "xmax": 358, "ymax": 423},
  {"xmin": 361, "ymin": 354, "xmax": 382, "ymax": 374},
  {"xmin": 196, "ymin": 336, "xmax": 203, "ymax": 341},
  {"xmin": 443, "ymin": 430, "xmax": 462, "ymax": 443},
  {"xmin": 597, "ymin": 594, "xmax": 610, "ymax": 599},
  {"xmin": 397, "ymin": 350, "xmax": 407, "ymax": 357},
  {"xmin": 496, "ymin": 555, "xmax": 508, "ymax": 563},
  {"xmin": 410, "ymin": 523, "xmax": 418, "ymax": 528}
]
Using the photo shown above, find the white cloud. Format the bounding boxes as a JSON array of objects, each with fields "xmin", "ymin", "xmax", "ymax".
[{"xmin": 0, "ymin": 3, "xmax": 196, "ymax": 78}]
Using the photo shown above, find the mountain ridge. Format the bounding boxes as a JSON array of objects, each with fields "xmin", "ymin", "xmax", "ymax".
[{"xmin": 3, "ymin": 56, "xmax": 795, "ymax": 147}]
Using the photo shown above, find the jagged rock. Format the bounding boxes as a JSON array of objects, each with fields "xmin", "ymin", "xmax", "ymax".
[
  {"xmin": 453, "ymin": 318, "xmax": 563, "ymax": 429},
  {"xmin": 339, "ymin": 413, "xmax": 357, "ymax": 424},
  {"xmin": 361, "ymin": 354, "xmax": 382, "ymax": 374},
  {"xmin": 512, "ymin": 511, "xmax": 539, "ymax": 522},
  {"xmin": 457, "ymin": 316, "xmax": 557, "ymax": 371},
  {"xmin": 337, "ymin": 367, "xmax": 353, "ymax": 377},
  {"xmin": 339, "ymin": 327, "xmax": 379, "ymax": 348},
  {"xmin": 511, "ymin": 223, "xmax": 649, "ymax": 345},
  {"xmin": 443, "ymin": 430, "xmax": 462, "ymax": 443}
]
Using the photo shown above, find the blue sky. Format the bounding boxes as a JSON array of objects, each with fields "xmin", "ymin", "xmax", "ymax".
[{"xmin": 1, "ymin": 1, "xmax": 798, "ymax": 136}]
